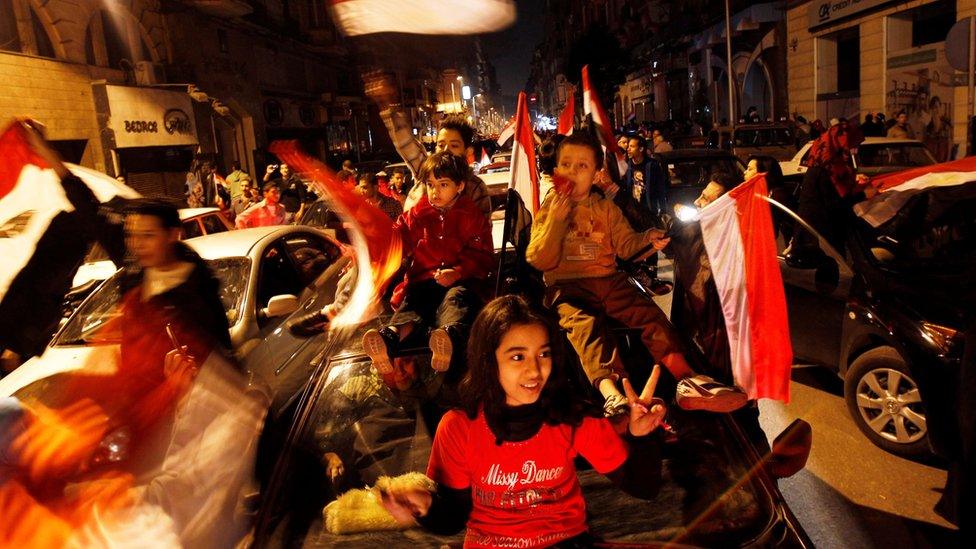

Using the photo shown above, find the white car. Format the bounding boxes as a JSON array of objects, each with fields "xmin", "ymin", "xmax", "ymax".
[
  {"xmin": 71, "ymin": 207, "xmax": 233, "ymax": 289},
  {"xmin": 780, "ymin": 137, "xmax": 936, "ymax": 179},
  {"xmin": 4, "ymin": 226, "xmax": 350, "ymax": 415}
]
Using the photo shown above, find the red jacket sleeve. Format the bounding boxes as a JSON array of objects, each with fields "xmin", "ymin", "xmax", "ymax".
[
  {"xmin": 454, "ymin": 205, "xmax": 495, "ymax": 280},
  {"xmin": 572, "ymin": 417, "xmax": 628, "ymax": 474},
  {"xmin": 392, "ymin": 209, "xmax": 414, "ymax": 259}
]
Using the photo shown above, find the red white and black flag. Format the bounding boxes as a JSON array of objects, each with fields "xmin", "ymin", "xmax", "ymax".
[
  {"xmin": 557, "ymin": 88, "xmax": 575, "ymax": 136},
  {"xmin": 699, "ymin": 175, "xmax": 793, "ymax": 401},
  {"xmin": 581, "ymin": 65, "xmax": 628, "ymax": 178},
  {"xmin": 0, "ymin": 122, "xmax": 137, "ymax": 356}
]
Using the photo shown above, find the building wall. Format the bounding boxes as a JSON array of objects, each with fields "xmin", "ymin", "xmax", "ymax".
[
  {"xmin": 0, "ymin": 0, "xmax": 166, "ymax": 172},
  {"xmin": 788, "ymin": 0, "xmax": 975, "ymax": 156}
]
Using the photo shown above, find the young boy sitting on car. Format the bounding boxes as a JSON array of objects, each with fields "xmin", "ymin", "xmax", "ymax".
[
  {"xmin": 526, "ymin": 132, "xmax": 746, "ymax": 418},
  {"xmin": 362, "ymin": 152, "xmax": 494, "ymax": 378}
]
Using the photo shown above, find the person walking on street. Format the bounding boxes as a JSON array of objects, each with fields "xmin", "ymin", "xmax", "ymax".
[
  {"xmin": 651, "ymin": 129, "xmax": 673, "ymax": 153},
  {"xmin": 886, "ymin": 110, "xmax": 915, "ymax": 139},
  {"xmin": 264, "ymin": 163, "xmax": 307, "ymax": 222},
  {"xmin": 225, "ymin": 161, "xmax": 251, "ymax": 203},
  {"xmin": 236, "ymin": 182, "xmax": 288, "ymax": 228}
]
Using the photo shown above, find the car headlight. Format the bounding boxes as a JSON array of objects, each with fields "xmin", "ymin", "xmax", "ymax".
[
  {"xmin": 674, "ymin": 204, "xmax": 700, "ymax": 223},
  {"xmin": 920, "ymin": 322, "xmax": 959, "ymax": 354}
]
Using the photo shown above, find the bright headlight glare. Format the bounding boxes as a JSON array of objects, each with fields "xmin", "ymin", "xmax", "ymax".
[{"xmin": 675, "ymin": 204, "xmax": 700, "ymax": 223}]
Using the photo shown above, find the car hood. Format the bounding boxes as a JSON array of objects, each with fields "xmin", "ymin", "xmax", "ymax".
[{"xmin": 0, "ymin": 345, "xmax": 119, "ymax": 399}]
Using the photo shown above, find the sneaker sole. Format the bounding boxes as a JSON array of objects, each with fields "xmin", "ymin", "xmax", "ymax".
[
  {"xmin": 429, "ymin": 329, "xmax": 453, "ymax": 372},
  {"xmin": 676, "ymin": 391, "xmax": 748, "ymax": 413},
  {"xmin": 362, "ymin": 330, "xmax": 393, "ymax": 375}
]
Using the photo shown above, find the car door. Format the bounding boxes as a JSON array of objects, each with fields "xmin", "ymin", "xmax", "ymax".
[
  {"xmin": 245, "ymin": 231, "xmax": 349, "ymax": 411},
  {"xmin": 778, "ymin": 218, "xmax": 854, "ymax": 370}
]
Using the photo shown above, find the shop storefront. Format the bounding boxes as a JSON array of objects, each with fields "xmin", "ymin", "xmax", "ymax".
[
  {"xmin": 93, "ymin": 83, "xmax": 200, "ymax": 198},
  {"xmin": 788, "ymin": 0, "xmax": 968, "ymax": 158}
]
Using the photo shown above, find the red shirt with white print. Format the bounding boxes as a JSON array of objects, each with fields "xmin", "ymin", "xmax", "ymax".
[{"xmin": 426, "ymin": 410, "xmax": 628, "ymax": 548}]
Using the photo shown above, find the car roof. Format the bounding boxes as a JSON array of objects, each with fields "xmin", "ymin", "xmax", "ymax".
[
  {"xmin": 183, "ymin": 225, "xmax": 316, "ymax": 260},
  {"xmin": 656, "ymin": 148, "xmax": 740, "ymax": 159},
  {"xmin": 860, "ymin": 137, "xmax": 924, "ymax": 145},
  {"xmin": 179, "ymin": 207, "xmax": 220, "ymax": 220}
]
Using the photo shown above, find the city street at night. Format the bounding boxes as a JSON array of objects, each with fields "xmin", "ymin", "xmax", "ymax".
[{"xmin": 1, "ymin": 0, "xmax": 974, "ymax": 547}]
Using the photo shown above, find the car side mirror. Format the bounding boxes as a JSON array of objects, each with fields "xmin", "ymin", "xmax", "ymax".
[
  {"xmin": 766, "ymin": 419, "xmax": 812, "ymax": 479},
  {"xmin": 260, "ymin": 294, "xmax": 299, "ymax": 319}
]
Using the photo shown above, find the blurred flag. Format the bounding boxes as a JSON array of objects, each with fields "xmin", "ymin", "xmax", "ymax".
[
  {"xmin": 270, "ymin": 141, "xmax": 401, "ymax": 328},
  {"xmin": 698, "ymin": 175, "xmax": 792, "ymax": 402},
  {"xmin": 581, "ymin": 65, "xmax": 627, "ymax": 178},
  {"xmin": 480, "ymin": 148, "xmax": 491, "ymax": 166},
  {"xmin": 626, "ymin": 110, "xmax": 636, "ymax": 124},
  {"xmin": 509, "ymin": 91, "xmax": 540, "ymax": 215},
  {"xmin": 497, "ymin": 115, "xmax": 516, "ymax": 146},
  {"xmin": 557, "ymin": 89, "xmax": 575, "ymax": 136},
  {"xmin": 330, "ymin": 0, "xmax": 515, "ymax": 36},
  {"xmin": 0, "ymin": 122, "xmax": 137, "ymax": 356}
]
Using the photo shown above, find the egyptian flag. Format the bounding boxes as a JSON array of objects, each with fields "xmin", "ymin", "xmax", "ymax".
[
  {"xmin": 0, "ymin": 122, "xmax": 137, "ymax": 357},
  {"xmin": 581, "ymin": 65, "xmax": 628, "ymax": 179},
  {"xmin": 854, "ymin": 156, "xmax": 976, "ymax": 228},
  {"xmin": 480, "ymin": 148, "xmax": 491, "ymax": 167},
  {"xmin": 497, "ymin": 115, "xmax": 517, "ymax": 146},
  {"xmin": 698, "ymin": 174, "xmax": 792, "ymax": 401},
  {"xmin": 509, "ymin": 92, "xmax": 540, "ymax": 215},
  {"xmin": 557, "ymin": 89, "xmax": 575, "ymax": 136},
  {"xmin": 329, "ymin": 0, "xmax": 515, "ymax": 36}
]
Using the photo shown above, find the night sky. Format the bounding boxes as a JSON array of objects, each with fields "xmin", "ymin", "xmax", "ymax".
[{"xmin": 480, "ymin": 1, "xmax": 545, "ymax": 100}]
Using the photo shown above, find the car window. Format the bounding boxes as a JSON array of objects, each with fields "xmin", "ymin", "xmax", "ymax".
[
  {"xmin": 666, "ymin": 158, "xmax": 744, "ymax": 188},
  {"xmin": 182, "ymin": 219, "xmax": 203, "ymax": 239},
  {"xmin": 863, "ymin": 190, "xmax": 976, "ymax": 270},
  {"xmin": 55, "ymin": 257, "xmax": 250, "ymax": 346},
  {"xmin": 281, "ymin": 233, "xmax": 342, "ymax": 287},
  {"xmin": 200, "ymin": 213, "xmax": 229, "ymax": 235},
  {"xmin": 256, "ymin": 242, "xmax": 306, "ymax": 309},
  {"xmin": 856, "ymin": 144, "xmax": 935, "ymax": 168},
  {"xmin": 260, "ymin": 348, "xmax": 780, "ymax": 547}
]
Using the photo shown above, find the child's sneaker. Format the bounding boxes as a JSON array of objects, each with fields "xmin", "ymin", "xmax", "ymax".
[
  {"xmin": 428, "ymin": 327, "xmax": 454, "ymax": 372},
  {"xmin": 676, "ymin": 375, "xmax": 748, "ymax": 413},
  {"xmin": 363, "ymin": 327, "xmax": 397, "ymax": 375},
  {"xmin": 603, "ymin": 393, "xmax": 629, "ymax": 418}
]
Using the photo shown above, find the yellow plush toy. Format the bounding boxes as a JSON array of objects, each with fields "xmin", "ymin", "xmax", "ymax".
[{"xmin": 323, "ymin": 472, "xmax": 436, "ymax": 535}]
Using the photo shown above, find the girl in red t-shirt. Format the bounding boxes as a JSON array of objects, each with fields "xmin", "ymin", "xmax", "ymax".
[{"xmin": 381, "ymin": 295, "xmax": 667, "ymax": 548}]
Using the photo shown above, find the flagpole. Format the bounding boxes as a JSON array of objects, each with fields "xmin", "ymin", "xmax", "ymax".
[{"xmin": 725, "ymin": 0, "xmax": 736, "ymax": 130}]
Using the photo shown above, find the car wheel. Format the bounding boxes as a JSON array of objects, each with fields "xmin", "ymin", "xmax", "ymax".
[{"xmin": 844, "ymin": 346, "xmax": 929, "ymax": 457}]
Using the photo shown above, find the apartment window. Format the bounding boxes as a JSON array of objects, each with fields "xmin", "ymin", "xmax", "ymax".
[
  {"xmin": 912, "ymin": 1, "xmax": 955, "ymax": 47},
  {"xmin": 30, "ymin": 8, "xmax": 55, "ymax": 58},
  {"xmin": 1, "ymin": 0, "xmax": 21, "ymax": 52}
]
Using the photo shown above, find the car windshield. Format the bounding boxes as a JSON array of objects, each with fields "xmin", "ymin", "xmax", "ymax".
[
  {"xmin": 856, "ymin": 144, "xmax": 935, "ymax": 171},
  {"xmin": 862, "ymin": 187, "xmax": 976, "ymax": 272},
  {"xmin": 666, "ymin": 157, "xmax": 744, "ymax": 188},
  {"xmin": 734, "ymin": 128, "xmax": 793, "ymax": 147},
  {"xmin": 261, "ymin": 348, "xmax": 777, "ymax": 547},
  {"xmin": 55, "ymin": 257, "xmax": 250, "ymax": 346}
]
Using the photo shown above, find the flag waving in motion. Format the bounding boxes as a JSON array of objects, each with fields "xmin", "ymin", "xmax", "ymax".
[
  {"xmin": 0, "ymin": 121, "xmax": 137, "ymax": 357},
  {"xmin": 581, "ymin": 65, "xmax": 627, "ymax": 177},
  {"xmin": 509, "ymin": 92, "xmax": 540, "ymax": 214},
  {"xmin": 698, "ymin": 175, "xmax": 792, "ymax": 401},
  {"xmin": 330, "ymin": 0, "xmax": 516, "ymax": 36}
]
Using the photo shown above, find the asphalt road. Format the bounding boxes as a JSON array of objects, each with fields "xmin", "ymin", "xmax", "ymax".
[{"xmin": 651, "ymin": 259, "xmax": 960, "ymax": 548}]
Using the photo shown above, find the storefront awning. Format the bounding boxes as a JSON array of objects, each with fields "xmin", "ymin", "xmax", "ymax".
[{"xmin": 690, "ymin": 2, "xmax": 784, "ymax": 50}]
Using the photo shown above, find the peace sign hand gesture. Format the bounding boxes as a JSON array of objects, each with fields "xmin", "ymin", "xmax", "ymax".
[{"xmin": 622, "ymin": 365, "xmax": 668, "ymax": 437}]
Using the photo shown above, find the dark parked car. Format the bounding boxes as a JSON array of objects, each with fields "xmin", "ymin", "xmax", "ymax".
[
  {"xmin": 653, "ymin": 149, "xmax": 746, "ymax": 212},
  {"xmin": 252, "ymin": 278, "xmax": 812, "ymax": 547},
  {"xmin": 780, "ymin": 182, "xmax": 974, "ymax": 457}
]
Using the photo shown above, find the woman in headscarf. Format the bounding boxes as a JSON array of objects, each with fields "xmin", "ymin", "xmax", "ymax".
[{"xmin": 785, "ymin": 123, "xmax": 865, "ymax": 266}]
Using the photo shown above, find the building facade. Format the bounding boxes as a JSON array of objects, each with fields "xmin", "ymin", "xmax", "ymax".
[
  {"xmin": 788, "ymin": 0, "xmax": 973, "ymax": 158},
  {"xmin": 0, "ymin": 0, "xmax": 395, "ymax": 199}
]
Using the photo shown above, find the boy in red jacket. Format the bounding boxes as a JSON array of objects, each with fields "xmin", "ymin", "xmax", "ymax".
[{"xmin": 363, "ymin": 152, "xmax": 494, "ymax": 375}]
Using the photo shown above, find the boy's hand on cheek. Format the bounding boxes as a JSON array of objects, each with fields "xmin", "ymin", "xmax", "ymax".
[{"xmin": 550, "ymin": 195, "xmax": 573, "ymax": 222}]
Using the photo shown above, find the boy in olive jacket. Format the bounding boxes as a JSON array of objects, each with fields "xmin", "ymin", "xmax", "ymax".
[{"xmin": 527, "ymin": 133, "xmax": 746, "ymax": 418}]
